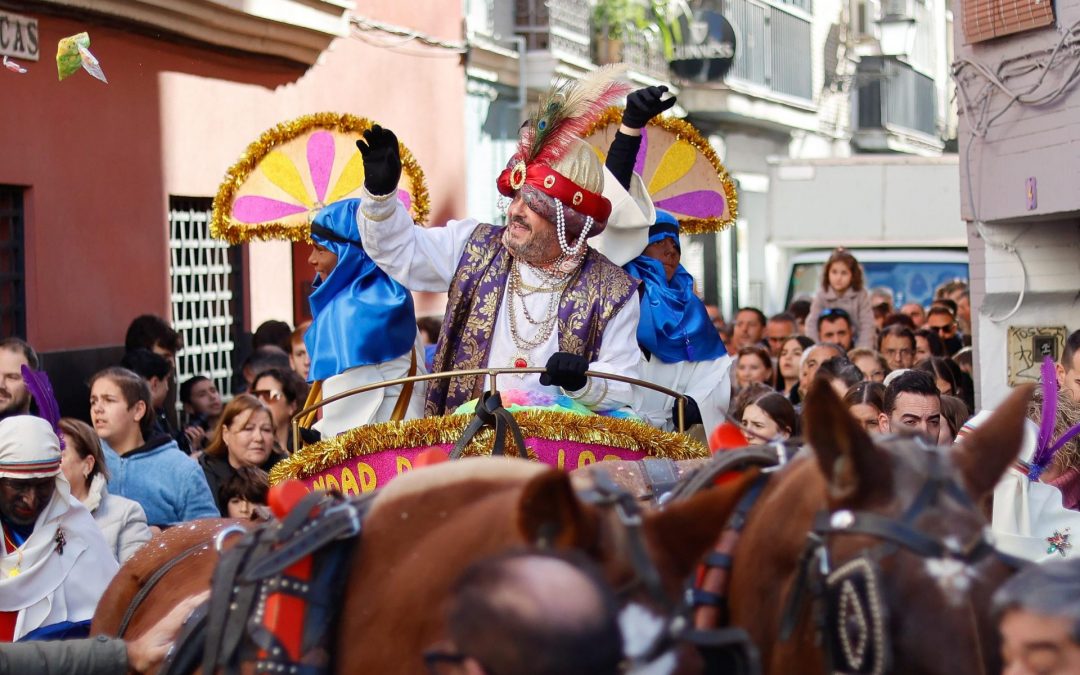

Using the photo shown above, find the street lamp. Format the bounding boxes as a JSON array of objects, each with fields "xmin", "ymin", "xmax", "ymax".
[{"xmin": 878, "ymin": 14, "xmax": 917, "ymax": 56}]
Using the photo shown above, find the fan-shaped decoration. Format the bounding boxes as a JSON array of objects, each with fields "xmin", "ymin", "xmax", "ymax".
[
  {"xmin": 582, "ymin": 108, "xmax": 737, "ymax": 234},
  {"xmin": 211, "ymin": 112, "xmax": 430, "ymax": 243}
]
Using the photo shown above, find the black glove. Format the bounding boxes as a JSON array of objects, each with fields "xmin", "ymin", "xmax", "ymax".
[
  {"xmin": 355, "ymin": 124, "xmax": 402, "ymax": 196},
  {"xmin": 539, "ymin": 352, "xmax": 589, "ymax": 392},
  {"xmin": 621, "ymin": 85, "xmax": 676, "ymax": 129},
  {"xmin": 605, "ymin": 131, "xmax": 642, "ymax": 191},
  {"xmin": 676, "ymin": 396, "xmax": 703, "ymax": 429}
]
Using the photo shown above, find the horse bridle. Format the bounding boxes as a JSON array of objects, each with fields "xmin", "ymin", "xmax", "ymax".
[
  {"xmin": 779, "ymin": 446, "xmax": 1008, "ymax": 675},
  {"xmin": 580, "ymin": 470, "xmax": 762, "ymax": 672}
]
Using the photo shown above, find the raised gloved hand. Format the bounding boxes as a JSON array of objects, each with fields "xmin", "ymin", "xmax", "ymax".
[
  {"xmin": 621, "ymin": 85, "xmax": 676, "ymax": 129},
  {"xmin": 355, "ymin": 124, "xmax": 402, "ymax": 196},
  {"xmin": 539, "ymin": 352, "xmax": 589, "ymax": 392}
]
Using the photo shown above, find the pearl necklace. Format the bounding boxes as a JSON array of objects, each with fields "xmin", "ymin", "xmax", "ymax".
[{"xmin": 505, "ymin": 259, "xmax": 561, "ymax": 352}]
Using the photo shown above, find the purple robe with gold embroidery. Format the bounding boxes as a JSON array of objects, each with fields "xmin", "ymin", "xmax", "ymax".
[{"xmin": 427, "ymin": 223, "xmax": 639, "ymax": 416}]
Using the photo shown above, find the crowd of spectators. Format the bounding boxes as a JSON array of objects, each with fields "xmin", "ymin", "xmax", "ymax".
[{"xmin": 706, "ymin": 247, "xmax": 985, "ymax": 446}]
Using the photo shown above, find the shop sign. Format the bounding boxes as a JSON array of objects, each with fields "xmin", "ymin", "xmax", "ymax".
[
  {"xmin": 0, "ymin": 10, "xmax": 39, "ymax": 61},
  {"xmin": 669, "ymin": 10, "xmax": 736, "ymax": 82}
]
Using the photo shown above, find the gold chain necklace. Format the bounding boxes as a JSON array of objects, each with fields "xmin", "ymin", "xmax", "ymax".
[{"xmin": 507, "ymin": 261, "xmax": 562, "ymax": 356}]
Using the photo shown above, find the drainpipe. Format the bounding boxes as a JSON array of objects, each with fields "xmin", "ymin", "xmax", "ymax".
[{"xmin": 505, "ymin": 35, "xmax": 527, "ymax": 112}]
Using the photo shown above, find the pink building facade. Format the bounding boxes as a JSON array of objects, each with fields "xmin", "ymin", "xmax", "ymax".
[{"xmin": 0, "ymin": 2, "xmax": 465, "ymax": 415}]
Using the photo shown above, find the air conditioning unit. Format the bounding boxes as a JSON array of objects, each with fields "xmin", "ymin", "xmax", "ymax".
[{"xmin": 881, "ymin": 0, "xmax": 915, "ymax": 21}]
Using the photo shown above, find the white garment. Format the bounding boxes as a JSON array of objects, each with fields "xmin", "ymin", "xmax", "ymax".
[
  {"xmin": 636, "ymin": 355, "xmax": 734, "ymax": 434},
  {"xmin": 357, "ymin": 199, "xmax": 643, "ymax": 412},
  {"xmin": 83, "ymin": 473, "xmax": 152, "ymax": 563},
  {"xmin": 314, "ymin": 340, "xmax": 428, "ymax": 436},
  {"xmin": 0, "ymin": 476, "xmax": 119, "ymax": 640},
  {"xmin": 974, "ymin": 412, "xmax": 1080, "ymax": 563}
]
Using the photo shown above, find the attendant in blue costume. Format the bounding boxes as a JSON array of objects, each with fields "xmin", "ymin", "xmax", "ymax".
[
  {"xmin": 305, "ymin": 199, "xmax": 426, "ymax": 436},
  {"xmin": 624, "ymin": 212, "xmax": 732, "ymax": 433},
  {"xmin": 604, "ymin": 86, "xmax": 733, "ymax": 433}
]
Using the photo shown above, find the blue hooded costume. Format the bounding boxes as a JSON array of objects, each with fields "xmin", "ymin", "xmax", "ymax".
[
  {"xmin": 623, "ymin": 210, "xmax": 727, "ymax": 364},
  {"xmin": 305, "ymin": 199, "xmax": 417, "ymax": 383}
]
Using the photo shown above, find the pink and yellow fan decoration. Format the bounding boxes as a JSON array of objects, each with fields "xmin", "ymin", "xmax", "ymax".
[
  {"xmin": 211, "ymin": 112, "xmax": 430, "ymax": 243},
  {"xmin": 582, "ymin": 109, "xmax": 737, "ymax": 233}
]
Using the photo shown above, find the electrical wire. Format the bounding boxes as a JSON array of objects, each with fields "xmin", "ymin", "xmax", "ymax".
[
  {"xmin": 349, "ymin": 14, "xmax": 469, "ymax": 56},
  {"xmin": 950, "ymin": 17, "xmax": 1080, "ymax": 323}
]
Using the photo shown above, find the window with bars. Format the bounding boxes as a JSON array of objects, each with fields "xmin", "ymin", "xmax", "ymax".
[
  {"xmin": 168, "ymin": 197, "xmax": 243, "ymax": 404},
  {"xmin": 0, "ymin": 187, "xmax": 25, "ymax": 338}
]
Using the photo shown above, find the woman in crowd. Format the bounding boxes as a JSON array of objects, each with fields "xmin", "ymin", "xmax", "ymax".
[
  {"xmin": 914, "ymin": 328, "xmax": 945, "ymax": 362},
  {"xmin": 843, "ymin": 381, "xmax": 886, "ymax": 434},
  {"xmin": 914, "ymin": 355, "xmax": 974, "ymax": 412},
  {"xmin": 740, "ymin": 391, "xmax": 797, "ymax": 442},
  {"xmin": 938, "ymin": 395, "xmax": 972, "ymax": 445},
  {"xmin": 815, "ymin": 356, "xmax": 865, "ymax": 398},
  {"xmin": 251, "ymin": 367, "xmax": 307, "ymax": 452},
  {"xmin": 199, "ymin": 394, "xmax": 288, "ymax": 517},
  {"xmin": 735, "ymin": 345, "xmax": 774, "ymax": 391},
  {"xmin": 848, "ymin": 348, "xmax": 888, "ymax": 384},
  {"xmin": 59, "ymin": 417, "xmax": 152, "ymax": 562},
  {"xmin": 728, "ymin": 383, "xmax": 775, "ymax": 433},
  {"xmin": 776, "ymin": 335, "xmax": 815, "ymax": 395}
]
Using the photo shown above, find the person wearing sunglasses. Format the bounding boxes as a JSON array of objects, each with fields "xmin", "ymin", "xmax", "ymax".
[
  {"xmin": 424, "ymin": 549, "xmax": 623, "ymax": 675},
  {"xmin": 925, "ymin": 306, "xmax": 964, "ymax": 355},
  {"xmin": 251, "ymin": 367, "xmax": 307, "ymax": 452}
]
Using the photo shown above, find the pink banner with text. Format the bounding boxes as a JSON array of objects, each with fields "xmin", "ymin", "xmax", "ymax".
[{"xmin": 305, "ymin": 437, "xmax": 646, "ymax": 495}]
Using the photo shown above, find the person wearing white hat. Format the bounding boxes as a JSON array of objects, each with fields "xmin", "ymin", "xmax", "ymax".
[
  {"xmin": 0, "ymin": 416, "xmax": 118, "ymax": 641},
  {"xmin": 970, "ymin": 359, "xmax": 1080, "ymax": 564}
]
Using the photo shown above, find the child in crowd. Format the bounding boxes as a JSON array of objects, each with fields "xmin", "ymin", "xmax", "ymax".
[
  {"xmin": 219, "ymin": 466, "xmax": 269, "ymax": 521},
  {"xmin": 806, "ymin": 248, "xmax": 876, "ymax": 348}
]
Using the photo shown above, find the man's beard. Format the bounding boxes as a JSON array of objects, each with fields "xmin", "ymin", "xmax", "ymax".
[
  {"xmin": 0, "ymin": 389, "xmax": 31, "ymax": 420},
  {"xmin": 504, "ymin": 216, "xmax": 559, "ymax": 264}
]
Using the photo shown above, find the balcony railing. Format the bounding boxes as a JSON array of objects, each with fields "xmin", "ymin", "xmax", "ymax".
[
  {"xmin": 856, "ymin": 56, "xmax": 938, "ymax": 137},
  {"xmin": 724, "ymin": 0, "xmax": 814, "ymax": 101},
  {"xmin": 515, "ymin": 0, "xmax": 591, "ymax": 62},
  {"xmin": 620, "ymin": 31, "xmax": 670, "ymax": 79}
]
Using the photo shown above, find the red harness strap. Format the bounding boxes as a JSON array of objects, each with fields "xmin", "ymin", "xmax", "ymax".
[{"xmin": 691, "ymin": 474, "xmax": 770, "ymax": 630}]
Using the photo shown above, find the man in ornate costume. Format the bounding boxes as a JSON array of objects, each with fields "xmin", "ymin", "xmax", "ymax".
[
  {"xmin": 0, "ymin": 416, "xmax": 118, "ymax": 641},
  {"xmin": 354, "ymin": 69, "xmax": 645, "ymax": 416}
]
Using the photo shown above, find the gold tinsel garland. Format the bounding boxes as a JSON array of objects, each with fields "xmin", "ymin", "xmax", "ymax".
[
  {"xmin": 269, "ymin": 410, "xmax": 709, "ymax": 484},
  {"xmin": 210, "ymin": 112, "xmax": 431, "ymax": 244},
  {"xmin": 582, "ymin": 107, "xmax": 738, "ymax": 235}
]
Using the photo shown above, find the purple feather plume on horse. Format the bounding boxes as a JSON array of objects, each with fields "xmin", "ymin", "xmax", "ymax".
[{"xmin": 21, "ymin": 364, "xmax": 65, "ymax": 450}]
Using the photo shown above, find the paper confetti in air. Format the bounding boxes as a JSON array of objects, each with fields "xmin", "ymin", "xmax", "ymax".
[
  {"xmin": 57, "ymin": 32, "xmax": 107, "ymax": 83},
  {"xmin": 3, "ymin": 56, "xmax": 27, "ymax": 74}
]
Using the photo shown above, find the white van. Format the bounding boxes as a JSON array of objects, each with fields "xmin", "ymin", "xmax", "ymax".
[{"xmin": 785, "ymin": 248, "xmax": 969, "ymax": 308}]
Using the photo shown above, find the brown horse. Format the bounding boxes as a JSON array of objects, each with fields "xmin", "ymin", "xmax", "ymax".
[
  {"xmin": 93, "ymin": 519, "xmax": 256, "ymax": 641},
  {"xmin": 724, "ymin": 380, "xmax": 1031, "ymax": 675},
  {"xmin": 93, "ymin": 457, "xmax": 758, "ymax": 674}
]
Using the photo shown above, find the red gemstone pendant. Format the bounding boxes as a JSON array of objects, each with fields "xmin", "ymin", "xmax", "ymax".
[{"xmin": 514, "ymin": 358, "xmax": 528, "ymax": 368}]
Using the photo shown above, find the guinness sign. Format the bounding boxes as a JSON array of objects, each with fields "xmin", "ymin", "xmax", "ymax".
[{"xmin": 670, "ymin": 10, "xmax": 736, "ymax": 82}]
